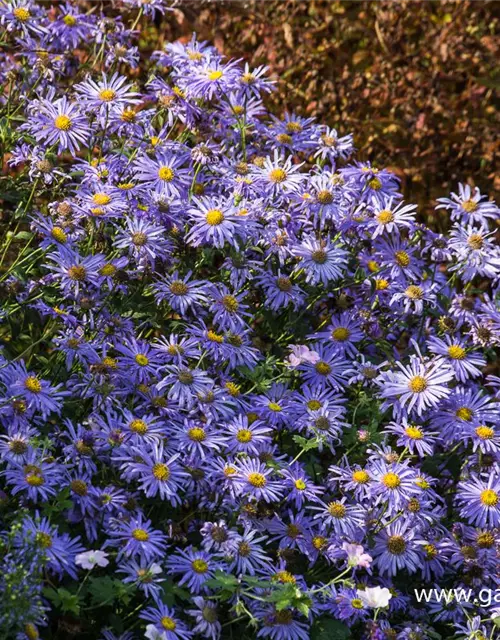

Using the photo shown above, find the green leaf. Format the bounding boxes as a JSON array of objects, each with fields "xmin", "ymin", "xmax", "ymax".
[
  {"xmin": 57, "ymin": 588, "xmax": 80, "ymax": 615},
  {"xmin": 204, "ymin": 570, "xmax": 239, "ymax": 591},
  {"xmin": 311, "ymin": 617, "xmax": 351, "ymax": 640}
]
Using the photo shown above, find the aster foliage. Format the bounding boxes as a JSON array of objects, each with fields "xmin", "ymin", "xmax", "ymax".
[{"xmin": 0, "ymin": 2, "xmax": 500, "ymax": 640}]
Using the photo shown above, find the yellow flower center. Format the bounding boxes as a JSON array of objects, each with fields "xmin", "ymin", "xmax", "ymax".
[
  {"xmin": 276, "ymin": 133, "xmax": 292, "ymax": 145},
  {"xmin": 131, "ymin": 233, "xmax": 147, "ymax": 248},
  {"xmin": 24, "ymin": 624, "xmax": 39, "ymax": 640},
  {"xmin": 312, "ymin": 535, "xmax": 327, "ymax": 550},
  {"xmin": 192, "ymin": 559, "xmax": 209, "ymax": 573},
  {"xmin": 236, "ymin": 429, "xmax": 252, "ymax": 443},
  {"xmin": 387, "ymin": 535, "xmax": 406, "ymax": 554},
  {"xmin": 475, "ymin": 425, "xmax": 494, "ymax": 440},
  {"xmin": 462, "ymin": 199, "xmax": 478, "ymax": 213},
  {"xmin": 447, "ymin": 345, "xmax": 466, "ymax": 360},
  {"xmin": 315, "ymin": 361, "xmax": 331, "ymax": 376},
  {"xmin": 352, "ymin": 470, "xmax": 370, "ymax": 484},
  {"xmin": 395, "ymin": 250, "xmax": 410, "ymax": 267},
  {"xmin": 14, "ymin": 7, "xmax": 30, "ymax": 21},
  {"xmin": 121, "ymin": 108, "xmax": 136, "ymax": 122},
  {"xmin": 71, "ymin": 479, "xmax": 88, "ymax": 496},
  {"xmin": 135, "ymin": 354, "xmax": 149, "ymax": 366},
  {"xmin": 224, "ymin": 466, "xmax": 237, "ymax": 477},
  {"xmin": 248, "ymin": 472, "xmax": 266, "ymax": 488},
  {"xmin": 405, "ymin": 426, "xmax": 424, "ymax": 439},
  {"xmin": 306, "ymin": 399, "xmax": 322, "ymax": 411},
  {"xmin": 188, "ymin": 427, "xmax": 206, "ymax": 442},
  {"xmin": 36, "ymin": 532, "xmax": 52, "ymax": 548},
  {"xmin": 415, "ymin": 477, "xmax": 430, "ymax": 489},
  {"xmin": 169, "ymin": 280, "xmax": 188, "ymax": 295},
  {"xmin": 268, "ymin": 402, "xmax": 282, "ymax": 412},
  {"xmin": 205, "ymin": 209, "xmax": 224, "ymax": 226},
  {"xmin": 92, "ymin": 193, "xmax": 112, "ymax": 206},
  {"xmin": 54, "ymin": 114, "xmax": 72, "ymax": 130},
  {"xmin": 132, "ymin": 528, "xmax": 149, "ymax": 541},
  {"xmin": 311, "ymin": 249, "xmax": 328, "ymax": 264},
  {"xmin": 327, "ymin": 502, "xmax": 346, "ymax": 518},
  {"xmin": 100, "ymin": 263, "xmax": 116, "ymax": 277},
  {"xmin": 376, "ymin": 210, "xmax": 394, "ymax": 224},
  {"xmin": 424, "ymin": 544, "xmax": 437, "ymax": 559},
  {"xmin": 269, "ymin": 168, "xmax": 287, "ymax": 183},
  {"xmin": 51, "ymin": 226, "xmax": 67, "ymax": 243},
  {"xmin": 222, "ymin": 295, "xmax": 239, "ymax": 312},
  {"xmin": 467, "ymin": 234, "xmax": 484, "ymax": 250},
  {"xmin": 351, "ymin": 598, "xmax": 364, "ymax": 609},
  {"xmin": 456, "ymin": 406, "xmax": 473, "ymax": 421},
  {"xmin": 208, "ymin": 70, "xmax": 223, "ymax": 81},
  {"xmin": 332, "ymin": 327, "xmax": 350, "ymax": 342},
  {"xmin": 161, "ymin": 617, "xmax": 177, "ymax": 631},
  {"xmin": 98, "ymin": 89, "xmax": 116, "ymax": 102},
  {"xmin": 152, "ymin": 463, "xmax": 170, "ymax": 481},
  {"xmin": 225, "ymin": 382, "xmax": 240, "ymax": 396},
  {"xmin": 274, "ymin": 570, "xmax": 296, "ymax": 583},
  {"xmin": 158, "ymin": 166, "xmax": 175, "ymax": 181},
  {"xmin": 26, "ymin": 474, "xmax": 44, "ymax": 486},
  {"xmin": 68, "ymin": 265, "xmax": 87, "ymax": 281},
  {"xmin": 24, "ymin": 376, "xmax": 41, "ymax": 393},
  {"xmin": 130, "ymin": 419, "xmax": 148, "ymax": 435},
  {"xmin": 294, "ymin": 479, "xmax": 306, "ymax": 490},
  {"xmin": 63, "ymin": 14, "xmax": 77, "ymax": 26},
  {"xmin": 368, "ymin": 177, "xmax": 382, "ymax": 190},
  {"xmin": 382, "ymin": 472, "xmax": 401, "ymax": 489},
  {"xmin": 207, "ymin": 330, "xmax": 224, "ymax": 343},
  {"xmin": 375, "ymin": 278, "xmax": 389, "ymax": 290},
  {"xmin": 408, "ymin": 375, "xmax": 427, "ymax": 393},
  {"xmin": 480, "ymin": 489, "xmax": 498, "ymax": 507},
  {"xmin": 405, "ymin": 285, "xmax": 423, "ymax": 300},
  {"xmin": 477, "ymin": 532, "xmax": 495, "ymax": 548},
  {"xmin": 317, "ymin": 190, "xmax": 333, "ymax": 204}
]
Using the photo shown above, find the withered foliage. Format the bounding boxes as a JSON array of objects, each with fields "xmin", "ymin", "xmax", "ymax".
[{"xmin": 151, "ymin": 0, "xmax": 498, "ymax": 219}]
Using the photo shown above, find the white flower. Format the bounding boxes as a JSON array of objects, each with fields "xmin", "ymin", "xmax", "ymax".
[
  {"xmin": 286, "ymin": 344, "xmax": 320, "ymax": 369},
  {"xmin": 357, "ymin": 586, "xmax": 392, "ymax": 609},
  {"xmin": 75, "ymin": 550, "xmax": 109, "ymax": 570},
  {"xmin": 145, "ymin": 624, "xmax": 167, "ymax": 640},
  {"xmin": 342, "ymin": 542, "xmax": 373, "ymax": 568},
  {"xmin": 149, "ymin": 562, "xmax": 162, "ymax": 575}
]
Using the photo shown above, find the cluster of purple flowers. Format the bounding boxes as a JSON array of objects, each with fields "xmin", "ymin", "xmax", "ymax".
[{"xmin": 0, "ymin": 1, "xmax": 499, "ymax": 639}]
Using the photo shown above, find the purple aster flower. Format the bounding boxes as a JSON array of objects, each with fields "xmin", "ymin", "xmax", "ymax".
[
  {"xmin": 120, "ymin": 443, "xmax": 188, "ymax": 505},
  {"xmin": 3, "ymin": 449, "xmax": 61, "ymax": 502},
  {"xmin": 153, "ymin": 270, "xmax": 209, "ymax": 315},
  {"xmin": 133, "ymin": 150, "xmax": 189, "ymax": 196},
  {"xmin": 75, "ymin": 72, "xmax": 140, "ymax": 114},
  {"xmin": 228, "ymin": 527, "xmax": 272, "ymax": 575},
  {"xmin": 427, "ymin": 335, "xmax": 486, "ymax": 383},
  {"xmin": 166, "ymin": 547, "xmax": 218, "ymax": 594},
  {"xmin": 114, "ymin": 217, "xmax": 171, "ymax": 267},
  {"xmin": 256, "ymin": 269, "xmax": 305, "ymax": 312},
  {"xmin": 140, "ymin": 603, "xmax": 193, "ymax": 640},
  {"xmin": 369, "ymin": 459, "xmax": 419, "ymax": 509},
  {"xmin": 292, "ymin": 236, "xmax": 348, "ymax": 285},
  {"xmin": 256, "ymin": 605, "xmax": 310, "ymax": 640},
  {"xmin": 365, "ymin": 196, "xmax": 417, "ymax": 238},
  {"xmin": 384, "ymin": 419, "xmax": 437, "ymax": 457},
  {"xmin": 186, "ymin": 596, "xmax": 221, "ymax": 640},
  {"xmin": 187, "ymin": 196, "xmax": 242, "ymax": 249},
  {"xmin": 376, "ymin": 354, "xmax": 454, "ymax": 417},
  {"xmin": 311, "ymin": 497, "xmax": 365, "ymax": 536},
  {"xmin": 436, "ymin": 183, "xmax": 499, "ymax": 224},
  {"xmin": 373, "ymin": 520, "xmax": 421, "ymax": 576},
  {"xmin": 313, "ymin": 125, "xmax": 354, "ymax": 162},
  {"xmin": 117, "ymin": 559, "xmax": 164, "ymax": 602},
  {"xmin": 224, "ymin": 414, "xmax": 272, "ymax": 455},
  {"xmin": 299, "ymin": 342, "xmax": 350, "ymax": 391},
  {"xmin": 106, "ymin": 514, "xmax": 167, "ymax": 563},
  {"xmin": 23, "ymin": 96, "xmax": 89, "ymax": 155},
  {"xmin": 252, "ymin": 150, "xmax": 303, "ymax": 196},
  {"xmin": 234, "ymin": 457, "xmax": 284, "ymax": 503},
  {"xmin": 157, "ymin": 365, "xmax": 213, "ymax": 409},
  {"xmin": 457, "ymin": 474, "xmax": 500, "ymax": 528},
  {"xmin": 46, "ymin": 248, "xmax": 105, "ymax": 296},
  {"xmin": 115, "ymin": 338, "xmax": 163, "ymax": 383}
]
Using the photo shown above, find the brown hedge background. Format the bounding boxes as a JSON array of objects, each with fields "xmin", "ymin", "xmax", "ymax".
[{"xmin": 148, "ymin": 0, "xmax": 499, "ymax": 221}]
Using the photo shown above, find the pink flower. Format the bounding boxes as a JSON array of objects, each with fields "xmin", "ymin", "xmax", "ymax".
[
  {"xmin": 342, "ymin": 542, "xmax": 373, "ymax": 568},
  {"xmin": 286, "ymin": 344, "xmax": 320, "ymax": 369}
]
